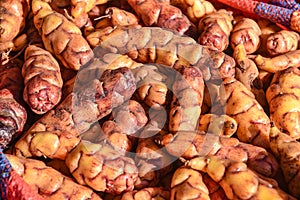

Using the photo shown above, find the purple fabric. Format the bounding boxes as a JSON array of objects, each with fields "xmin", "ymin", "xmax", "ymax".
[
  {"xmin": 0, "ymin": 148, "xmax": 11, "ymax": 200},
  {"xmin": 269, "ymin": 0, "xmax": 300, "ymax": 10},
  {"xmin": 254, "ymin": 2, "xmax": 294, "ymax": 26}
]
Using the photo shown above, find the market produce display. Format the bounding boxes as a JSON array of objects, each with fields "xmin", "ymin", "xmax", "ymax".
[{"xmin": 1, "ymin": 0, "xmax": 300, "ymax": 199}]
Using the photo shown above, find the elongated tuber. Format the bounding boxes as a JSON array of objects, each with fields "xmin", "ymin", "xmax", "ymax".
[
  {"xmin": 128, "ymin": 0, "xmax": 195, "ymax": 36},
  {"xmin": 230, "ymin": 17, "xmax": 262, "ymax": 54},
  {"xmin": 134, "ymin": 122, "xmax": 173, "ymax": 189},
  {"xmin": 31, "ymin": 0, "xmax": 94, "ymax": 70},
  {"xmin": 254, "ymin": 49, "xmax": 300, "ymax": 73},
  {"xmin": 65, "ymin": 140, "xmax": 138, "ymax": 194},
  {"xmin": 267, "ymin": 67, "xmax": 300, "ymax": 139},
  {"xmin": 186, "ymin": 156, "xmax": 296, "ymax": 200},
  {"xmin": 198, "ymin": 9, "xmax": 234, "ymax": 51},
  {"xmin": 161, "ymin": 131, "xmax": 278, "ymax": 177},
  {"xmin": 169, "ymin": 66, "xmax": 204, "ymax": 132},
  {"xmin": 70, "ymin": 0, "xmax": 108, "ymax": 21},
  {"xmin": 98, "ymin": 120, "xmax": 136, "ymax": 153},
  {"xmin": 170, "ymin": 0, "xmax": 215, "ymax": 23},
  {"xmin": 6, "ymin": 154, "xmax": 102, "ymax": 199},
  {"xmin": 111, "ymin": 99, "xmax": 148, "ymax": 135},
  {"xmin": 22, "ymin": 45, "xmax": 63, "ymax": 114},
  {"xmin": 14, "ymin": 63, "xmax": 136, "ymax": 160},
  {"xmin": 133, "ymin": 64, "xmax": 169, "ymax": 110},
  {"xmin": 257, "ymin": 18, "xmax": 282, "ymax": 56},
  {"xmin": 0, "ymin": 0, "xmax": 29, "ymax": 51},
  {"xmin": 220, "ymin": 78, "xmax": 271, "ymax": 148},
  {"xmin": 232, "ymin": 44, "xmax": 269, "ymax": 113},
  {"xmin": 170, "ymin": 166, "xmax": 210, "ymax": 200},
  {"xmin": 266, "ymin": 30, "xmax": 299, "ymax": 56},
  {"xmin": 270, "ymin": 125, "xmax": 300, "ymax": 198}
]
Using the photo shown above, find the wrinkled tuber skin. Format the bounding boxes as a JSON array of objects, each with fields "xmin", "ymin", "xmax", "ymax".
[
  {"xmin": 121, "ymin": 187, "xmax": 170, "ymax": 200},
  {"xmin": 169, "ymin": 66, "xmax": 204, "ymax": 132},
  {"xmin": 192, "ymin": 157, "xmax": 284, "ymax": 196},
  {"xmin": 186, "ymin": 156, "xmax": 296, "ymax": 200},
  {"xmin": 170, "ymin": 0, "xmax": 215, "ymax": 24},
  {"xmin": 80, "ymin": 122, "xmax": 102, "ymax": 142},
  {"xmin": 13, "ymin": 96, "xmax": 79, "ymax": 160},
  {"xmin": 233, "ymin": 44, "xmax": 259, "ymax": 90},
  {"xmin": 230, "ymin": 17, "xmax": 262, "ymax": 54},
  {"xmin": 31, "ymin": 0, "xmax": 94, "ymax": 70},
  {"xmin": 200, "ymin": 48, "xmax": 236, "ymax": 115},
  {"xmin": 201, "ymin": 46, "xmax": 236, "ymax": 81},
  {"xmin": 266, "ymin": 30, "xmax": 299, "ymax": 56},
  {"xmin": 220, "ymin": 78, "xmax": 271, "ymax": 149},
  {"xmin": 65, "ymin": 140, "xmax": 138, "ymax": 194},
  {"xmin": 73, "ymin": 67, "xmax": 136, "ymax": 132},
  {"xmin": 198, "ymin": 114, "xmax": 237, "ymax": 137},
  {"xmin": 6, "ymin": 154, "xmax": 102, "ymax": 200},
  {"xmin": 86, "ymin": 26, "xmax": 122, "ymax": 48},
  {"xmin": 47, "ymin": 0, "xmax": 84, "ymax": 28},
  {"xmin": 256, "ymin": 18, "xmax": 282, "ymax": 56},
  {"xmin": 14, "ymin": 64, "xmax": 136, "ymax": 160},
  {"xmin": 232, "ymin": 44, "xmax": 269, "ymax": 113},
  {"xmin": 85, "ymin": 6, "xmax": 140, "ymax": 47},
  {"xmin": 170, "ymin": 166, "xmax": 210, "ymax": 200},
  {"xmin": 198, "ymin": 9, "xmax": 234, "ymax": 51},
  {"xmin": 0, "ymin": 0, "xmax": 29, "ymax": 51},
  {"xmin": 270, "ymin": 125, "xmax": 300, "ymax": 198},
  {"xmin": 0, "ymin": 60, "xmax": 27, "ymax": 148},
  {"xmin": 94, "ymin": 26, "xmax": 235, "ymax": 82},
  {"xmin": 134, "ymin": 122, "xmax": 173, "ymax": 189},
  {"xmin": 202, "ymin": 173, "xmax": 229, "ymax": 200},
  {"xmin": 95, "ymin": 100, "xmax": 147, "ymax": 153},
  {"xmin": 70, "ymin": 0, "xmax": 108, "ymax": 20},
  {"xmin": 97, "ymin": 120, "xmax": 135, "ymax": 153},
  {"xmin": 266, "ymin": 67, "xmax": 300, "ymax": 139},
  {"xmin": 22, "ymin": 45, "xmax": 63, "ymax": 114},
  {"xmin": 104, "ymin": 7, "xmax": 140, "ymax": 27},
  {"xmin": 128, "ymin": 0, "xmax": 195, "ymax": 36},
  {"xmin": 133, "ymin": 64, "xmax": 169, "ymax": 110},
  {"xmin": 254, "ymin": 49, "xmax": 300, "ymax": 73},
  {"xmin": 111, "ymin": 99, "xmax": 148, "ymax": 135},
  {"xmin": 161, "ymin": 131, "xmax": 279, "ymax": 177}
]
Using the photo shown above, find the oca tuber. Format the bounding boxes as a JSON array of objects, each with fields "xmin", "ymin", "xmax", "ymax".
[{"xmin": 22, "ymin": 45, "xmax": 63, "ymax": 114}]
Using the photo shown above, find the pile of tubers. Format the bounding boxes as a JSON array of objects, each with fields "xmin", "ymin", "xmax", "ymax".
[{"xmin": 1, "ymin": 0, "xmax": 300, "ymax": 199}]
